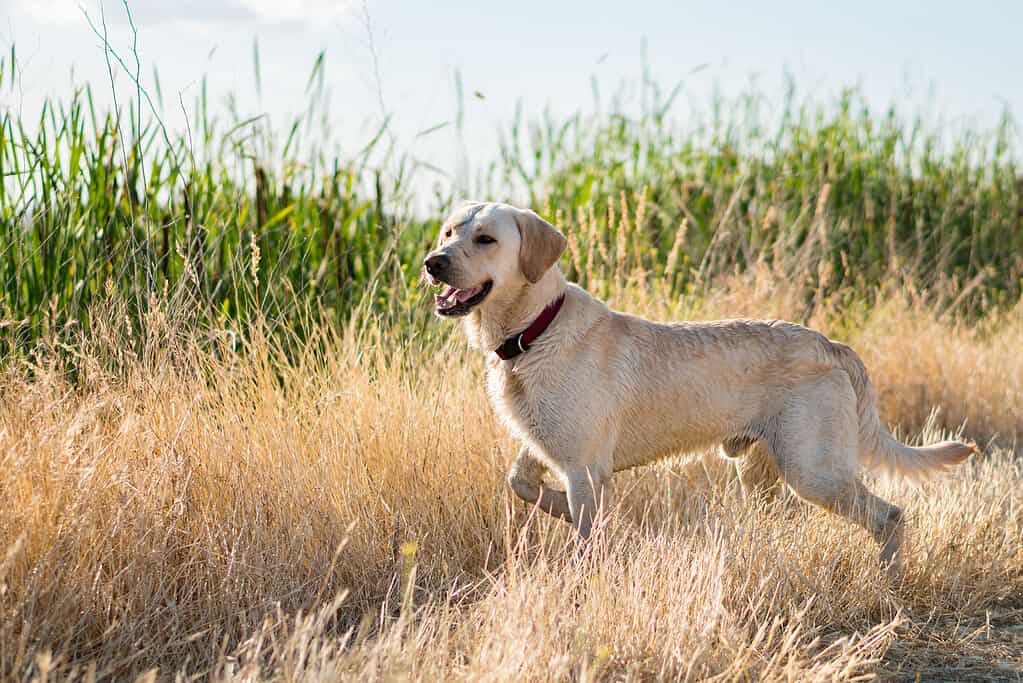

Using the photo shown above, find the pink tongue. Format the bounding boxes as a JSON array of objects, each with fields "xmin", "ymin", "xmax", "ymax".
[{"xmin": 435, "ymin": 285, "xmax": 482, "ymax": 308}]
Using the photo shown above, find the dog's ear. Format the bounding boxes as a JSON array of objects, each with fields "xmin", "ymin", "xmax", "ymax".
[{"xmin": 515, "ymin": 209, "xmax": 567, "ymax": 283}]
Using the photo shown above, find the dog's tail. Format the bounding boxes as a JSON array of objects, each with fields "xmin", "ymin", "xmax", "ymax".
[{"xmin": 828, "ymin": 342, "xmax": 977, "ymax": 482}]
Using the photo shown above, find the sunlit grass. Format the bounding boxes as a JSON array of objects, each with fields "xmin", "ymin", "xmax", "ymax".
[{"xmin": 1, "ymin": 274, "xmax": 1020, "ymax": 680}]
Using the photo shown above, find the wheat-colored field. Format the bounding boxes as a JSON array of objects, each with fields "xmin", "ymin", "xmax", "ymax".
[{"xmin": 2, "ymin": 270, "xmax": 1020, "ymax": 682}]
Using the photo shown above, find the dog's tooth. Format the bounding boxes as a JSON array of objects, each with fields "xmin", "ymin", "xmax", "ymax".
[{"xmin": 435, "ymin": 286, "xmax": 457, "ymax": 307}]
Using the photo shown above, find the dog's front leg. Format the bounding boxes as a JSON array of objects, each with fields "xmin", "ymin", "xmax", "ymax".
[
  {"xmin": 565, "ymin": 466, "xmax": 610, "ymax": 540},
  {"xmin": 507, "ymin": 446, "xmax": 572, "ymax": 521}
]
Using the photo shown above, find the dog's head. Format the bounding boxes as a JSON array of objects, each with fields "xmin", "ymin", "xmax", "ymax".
[{"xmin": 423, "ymin": 202, "xmax": 567, "ymax": 317}]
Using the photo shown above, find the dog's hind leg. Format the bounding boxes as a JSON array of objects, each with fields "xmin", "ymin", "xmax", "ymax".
[
  {"xmin": 507, "ymin": 446, "xmax": 572, "ymax": 521},
  {"xmin": 721, "ymin": 437, "xmax": 782, "ymax": 501},
  {"xmin": 768, "ymin": 370, "xmax": 905, "ymax": 578},
  {"xmin": 784, "ymin": 471, "xmax": 905, "ymax": 579},
  {"xmin": 736, "ymin": 441, "xmax": 783, "ymax": 502}
]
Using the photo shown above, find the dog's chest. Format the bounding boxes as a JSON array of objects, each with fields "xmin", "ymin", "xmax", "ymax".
[{"xmin": 485, "ymin": 362, "xmax": 545, "ymax": 441}]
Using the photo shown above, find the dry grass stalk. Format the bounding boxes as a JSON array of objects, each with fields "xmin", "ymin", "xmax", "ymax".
[{"xmin": 1, "ymin": 270, "xmax": 1021, "ymax": 681}]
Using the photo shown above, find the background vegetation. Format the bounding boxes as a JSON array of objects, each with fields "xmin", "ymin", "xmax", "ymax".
[
  {"xmin": 1, "ymin": 41, "xmax": 1021, "ymax": 681},
  {"xmin": 2, "ymin": 46, "xmax": 1021, "ymax": 357}
]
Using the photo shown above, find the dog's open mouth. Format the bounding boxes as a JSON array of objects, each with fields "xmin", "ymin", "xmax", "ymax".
[{"xmin": 434, "ymin": 281, "xmax": 492, "ymax": 317}]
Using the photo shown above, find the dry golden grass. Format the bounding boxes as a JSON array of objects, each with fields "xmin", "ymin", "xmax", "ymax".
[{"xmin": 1, "ymin": 272, "xmax": 1021, "ymax": 681}]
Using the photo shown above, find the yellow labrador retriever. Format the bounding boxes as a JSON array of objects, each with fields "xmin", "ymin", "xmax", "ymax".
[{"xmin": 423, "ymin": 201, "xmax": 976, "ymax": 576}]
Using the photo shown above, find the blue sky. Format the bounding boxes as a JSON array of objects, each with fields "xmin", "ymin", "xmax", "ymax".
[{"xmin": 3, "ymin": 0, "xmax": 1021, "ymax": 196}]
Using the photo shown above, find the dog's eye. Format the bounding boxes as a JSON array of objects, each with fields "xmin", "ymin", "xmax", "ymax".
[{"xmin": 474, "ymin": 235, "xmax": 496, "ymax": 245}]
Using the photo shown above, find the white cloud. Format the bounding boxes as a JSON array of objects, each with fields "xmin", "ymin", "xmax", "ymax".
[
  {"xmin": 12, "ymin": 0, "xmax": 355, "ymax": 28},
  {"xmin": 237, "ymin": 0, "xmax": 355, "ymax": 25},
  {"xmin": 11, "ymin": 0, "xmax": 86, "ymax": 26}
]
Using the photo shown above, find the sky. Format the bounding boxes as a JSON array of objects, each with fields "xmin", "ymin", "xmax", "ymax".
[{"xmin": 2, "ymin": 0, "xmax": 1021, "ymax": 200}]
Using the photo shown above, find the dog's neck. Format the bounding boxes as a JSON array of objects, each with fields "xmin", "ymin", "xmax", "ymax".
[{"xmin": 463, "ymin": 268, "xmax": 567, "ymax": 353}]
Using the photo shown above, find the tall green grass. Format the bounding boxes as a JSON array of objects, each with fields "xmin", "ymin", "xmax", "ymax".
[
  {"xmin": 502, "ymin": 85, "xmax": 1022, "ymax": 314},
  {"xmin": 0, "ymin": 46, "xmax": 435, "ymax": 358},
  {"xmin": 1, "ymin": 46, "xmax": 1020, "ymax": 361}
]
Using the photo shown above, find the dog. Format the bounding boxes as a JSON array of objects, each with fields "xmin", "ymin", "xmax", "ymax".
[{"xmin": 423, "ymin": 201, "xmax": 976, "ymax": 577}]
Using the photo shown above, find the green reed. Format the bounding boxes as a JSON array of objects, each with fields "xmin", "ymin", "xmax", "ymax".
[{"xmin": 1, "ymin": 45, "xmax": 1019, "ymax": 362}]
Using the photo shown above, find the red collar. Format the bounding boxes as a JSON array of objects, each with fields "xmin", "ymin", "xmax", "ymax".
[{"xmin": 495, "ymin": 294, "xmax": 565, "ymax": 360}]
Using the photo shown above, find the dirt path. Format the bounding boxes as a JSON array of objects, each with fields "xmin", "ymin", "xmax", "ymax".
[{"xmin": 879, "ymin": 607, "xmax": 1023, "ymax": 681}]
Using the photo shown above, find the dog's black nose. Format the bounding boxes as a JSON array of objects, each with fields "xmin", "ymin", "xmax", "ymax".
[{"xmin": 424, "ymin": 253, "xmax": 450, "ymax": 277}]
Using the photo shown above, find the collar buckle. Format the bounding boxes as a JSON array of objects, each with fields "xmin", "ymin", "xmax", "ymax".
[{"xmin": 496, "ymin": 333, "xmax": 529, "ymax": 360}]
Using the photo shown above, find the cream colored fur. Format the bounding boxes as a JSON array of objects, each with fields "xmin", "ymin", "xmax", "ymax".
[{"xmin": 424, "ymin": 201, "xmax": 977, "ymax": 577}]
